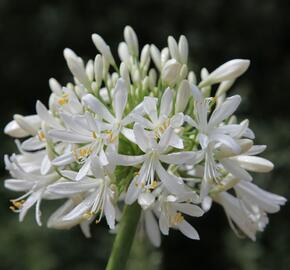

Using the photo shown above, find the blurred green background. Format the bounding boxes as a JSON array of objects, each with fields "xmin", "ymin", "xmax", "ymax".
[{"xmin": 1, "ymin": 0, "xmax": 290, "ymax": 269}]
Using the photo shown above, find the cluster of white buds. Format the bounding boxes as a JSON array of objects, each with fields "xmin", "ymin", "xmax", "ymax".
[{"xmin": 4, "ymin": 26, "xmax": 286, "ymax": 246}]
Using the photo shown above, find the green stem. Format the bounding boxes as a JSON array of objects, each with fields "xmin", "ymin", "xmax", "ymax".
[{"xmin": 105, "ymin": 203, "xmax": 141, "ymax": 270}]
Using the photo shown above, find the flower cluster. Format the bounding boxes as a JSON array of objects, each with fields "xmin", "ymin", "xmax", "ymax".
[{"xmin": 4, "ymin": 26, "xmax": 286, "ymax": 246}]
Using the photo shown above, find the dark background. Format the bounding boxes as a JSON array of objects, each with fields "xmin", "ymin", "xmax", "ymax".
[{"xmin": 0, "ymin": 1, "xmax": 290, "ymax": 269}]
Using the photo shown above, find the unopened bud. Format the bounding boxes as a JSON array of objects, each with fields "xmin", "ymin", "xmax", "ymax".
[
  {"xmin": 124, "ymin": 26, "xmax": 139, "ymax": 57},
  {"xmin": 92, "ymin": 33, "xmax": 116, "ymax": 67},
  {"xmin": 162, "ymin": 59, "xmax": 182, "ymax": 86},
  {"xmin": 175, "ymin": 80, "xmax": 191, "ymax": 112},
  {"xmin": 199, "ymin": 59, "xmax": 250, "ymax": 88},
  {"xmin": 63, "ymin": 48, "xmax": 91, "ymax": 90}
]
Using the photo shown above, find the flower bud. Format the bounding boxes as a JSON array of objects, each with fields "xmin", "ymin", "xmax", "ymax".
[
  {"xmin": 216, "ymin": 80, "xmax": 235, "ymax": 97},
  {"xmin": 168, "ymin": 36, "xmax": 181, "ymax": 61},
  {"xmin": 118, "ymin": 42, "xmax": 130, "ymax": 67},
  {"xmin": 188, "ymin": 71, "xmax": 197, "ymax": 85},
  {"xmin": 150, "ymin": 44, "xmax": 161, "ymax": 71},
  {"xmin": 4, "ymin": 115, "xmax": 40, "ymax": 138},
  {"xmin": 63, "ymin": 48, "xmax": 91, "ymax": 90},
  {"xmin": 230, "ymin": 156, "xmax": 274, "ymax": 173},
  {"xmin": 92, "ymin": 33, "xmax": 116, "ymax": 67},
  {"xmin": 175, "ymin": 80, "xmax": 191, "ymax": 112},
  {"xmin": 149, "ymin": 68, "xmax": 157, "ymax": 90},
  {"xmin": 199, "ymin": 59, "xmax": 250, "ymax": 88},
  {"xmin": 161, "ymin": 47, "xmax": 170, "ymax": 67},
  {"xmin": 178, "ymin": 35, "xmax": 188, "ymax": 64},
  {"xmin": 140, "ymin": 44, "xmax": 150, "ymax": 68},
  {"xmin": 49, "ymin": 78, "xmax": 62, "ymax": 95},
  {"xmin": 13, "ymin": 114, "xmax": 40, "ymax": 136},
  {"xmin": 85, "ymin": 60, "xmax": 94, "ymax": 82},
  {"xmin": 162, "ymin": 59, "xmax": 182, "ymax": 86},
  {"xmin": 179, "ymin": 64, "xmax": 188, "ymax": 81},
  {"xmin": 120, "ymin": 62, "xmax": 130, "ymax": 89},
  {"xmin": 124, "ymin": 26, "xmax": 139, "ymax": 57},
  {"xmin": 138, "ymin": 192, "xmax": 155, "ymax": 210},
  {"xmin": 94, "ymin": 54, "xmax": 103, "ymax": 89}
]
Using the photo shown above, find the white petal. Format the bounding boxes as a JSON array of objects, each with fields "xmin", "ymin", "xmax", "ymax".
[
  {"xmin": 210, "ymin": 133, "xmax": 241, "ymax": 154},
  {"xmin": 160, "ymin": 88, "xmax": 173, "ymax": 117},
  {"xmin": 133, "ymin": 124, "xmax": 150, "ymax": 152},
  {"xmin": 76, "ymin": 159, "xmax": 91, "ymax": 181},
  {"xmin": 36, "ymin": 101, "xmax": 62, "ymax": 129},
  {"xmin": 230, "ymin": 155, "xmax": 273, "ymax": 173},
  {"xmin": 175, "ymin": 203, "xmax": 204, "ymax": 217},
  {"xmin": 125, "ymin": 176, "xmax": 141, "ymax": 204},
  {"xmin": 221, "ymin": 159, "xmax": 252, "ymax": 181},
  {"xmin": 104, "ymin": 194, "xmax": 116, "ymax": 229},
  {"xmin": 145, "ymin": 210, "xmax": 161, "ymax": 247},
  {"xmin": 63, "ymin": 194, "xmax": 95, "ymax": 220},
  {"xmin": 48, "ymin": 130, "xmax": 92, "ymax": 143},
  {"xmin": 48, "ymin": 180, "xmax": 100, "ymax": 196},
  {"xmin": 143, "ymin": 97, "xmax": 158, "ymax": 123},
  {"xmin": 170, "ymin": 113, "xmax": 184, "ymax": 128},
  {"xmin": 177, "ymin": 220, "xmax": 200, "ymax": 240},
  {"xmin": 113, "ymin": 78, "xmax": 128, "ymax": 121},
  {"xmin": 82, "ymin": 94, "xmax": 115, "ymax": 123},
  {"xmin": 121, "ymin": 128, "xmax": 136, "ymax": 143},
  {"xmin": 52, "ymin": 152, "xmax": 75, "ymax": 166},
  {"xmin": 209, "ymin": 95, "xmax": 241, "ymax": 127},
  {"xmin": 159, "ymin": 152, "xmax": 196, "ymax": 165},
  {"xmin": 40, "ymin": 155, "xmax": 52, "ymax": 175},
  {"xmin": 116, "ymin": 154, "xmax": 145, "ymax": 166},
  {"xmin": 21, "ymin": 137, "xmax": 45, "ymax": 151},
  {"xmin": 5, "ymin": 179, "xmax": 34, "ymax": 191},
  {"xmin": 155, "ymin": 161, "xmax": 186, "ymax": 195},
  {"xmin": 159, "ymin": 212, "xmax": 169, "ymax": 235}
]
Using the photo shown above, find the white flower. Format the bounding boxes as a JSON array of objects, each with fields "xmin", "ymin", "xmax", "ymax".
[
  {"xmin": 4, "ymin": 155, "xmax": 58, "ymax": 225},
  {"xmin": 3, "ymin": 26, "xmax": 285, "ymax": 246},
  {"xmin": 116, "ymin": 124, "xmax": 196, "ymax": 204},
  {"xmin": 49, "ymin": 112, "xmax": 106, "ymax": 180},
  {"xmin": 157, "ymin": 194, "xmax": 203, "ymax": 240},
  {"xmin": 186, "ymin": 86, "xmax": 243, "ymax": 195},
  {"xmin": 131, "ymin": 87, "xmax": 184, "ymax": 138},
  {"xmin": 215, "ymin": 182, "xmax": 286, "ymax": 240},
  {"xmin": 48, "ymin": 156, "xmax": 117, "ymax": 229},
  {"xmin": 82, "ymin": 78, "xmax": 144, "ymax": 144}
]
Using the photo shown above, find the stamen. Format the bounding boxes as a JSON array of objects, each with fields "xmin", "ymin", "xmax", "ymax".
[
  {"xmin": 57, "ymin": 93, "xmax": 69, "ymax": 105},
  {"xmin": 171, "ymin": 212, "xmax": 184, "ymax": 226},
  {"xmin": 9, "ymin": 199, "xmax": 25, "ymax": 212},
  {"xmin": 82, "ymin": 211, "xmax": 94, "ymax": 220},
  {"xmin": 37, "ymin": 131, "xmax": 46, "ymax": 141},
  {"xmin": 150, "ymin": 180, "xmax": 158, "ymax": 190}
]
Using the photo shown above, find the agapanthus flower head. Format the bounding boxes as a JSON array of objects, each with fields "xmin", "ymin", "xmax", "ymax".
[{"xmin": 4, "ymin": 26, "xmax": 286, "ymax": 247}]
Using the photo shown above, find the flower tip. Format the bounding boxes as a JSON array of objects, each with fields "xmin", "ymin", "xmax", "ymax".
[{"xmin": 63, "ymin": 48, "xmax": 75, "ymax": 60}]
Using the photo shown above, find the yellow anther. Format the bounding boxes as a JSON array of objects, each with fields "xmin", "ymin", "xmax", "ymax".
[
  {"xmin": 57, "ymin": 94, "xmax": 69, "ymax": 105},
  {"xmin": 95, "ymin": 219, "xmax": 101, "ymax": 224},
  {"xmin": 141, "ymin": 182, "xmax": 145, "ymax": 188},
  {"xmin": 10, "ymin": 199, "xmax": 25, "ymax": 211},
  {"xmin": 37, "ymin": 131, "xmax": 46, "ymax": 141},
  {"xmin": 171, "ymin": 212, "xmax": 184, "ymax": 226},
  {"xmin": 74, "ymin": 147, "xmax": 92, "ymax": 161},
  {"xmin": 106, "ymin": 130, "xmax": 118, "ymax": 143},
  {"xmin": 92, "ymin": 131, "xmax": 97, "ymax": 139},
  {"xmin": 134, "ymin": 181, "xmax": 139, "ymax": 187},
  {"xmin": 150, "ymin": 181, "xmax": 158, "ymax": 190},
  {"xmin": 82, "ymin": 211, "xmax": 93, "ymax": 220}
]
